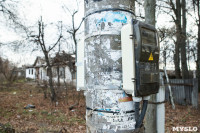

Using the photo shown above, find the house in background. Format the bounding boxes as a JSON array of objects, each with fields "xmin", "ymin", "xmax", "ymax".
[
  {"xmin": 25, "ymin": 66, "xmax": 36, "ymax": 80},
  {"xmin": 25, "ymin": 57, "xmax": 45, "ymax": 80},
  {"xmin": 25, "ymin": 52, "xmax": 76, "ymax": 84},
  {"xmin": 13, "ymin": 67, "xmax": 26, "ymax": 78},
  {"xmin": 51, "ymin": 52, "xmax": 76, "ymax": 84}
]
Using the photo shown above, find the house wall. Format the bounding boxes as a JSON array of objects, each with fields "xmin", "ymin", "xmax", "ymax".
[
  {"xmin": 52, "ymin": 66, "xmax": 72, "ymax": 83},
  {"xmin": 25, "ymin": 64, "xmax": 75, "ymax": 85},
  {"xmin": 36, "ymin": 60, "xmax": 40, "ymax": 66},
  {"xmin": 18, "ymin": 72, "xmax": 22, "ymax": 77},
  {"xmin": 65, "ymin": 66, "xmax": 72, "ymax": 83},
  {"xmin": 25, "ymin": 68, "xmax": 36, "ymax": 79},
  {"xmin": 39, "ymin": 67, "xmax": 47, "ymax": 81}
]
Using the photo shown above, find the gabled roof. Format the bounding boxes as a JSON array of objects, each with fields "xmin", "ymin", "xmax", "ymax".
[
  {"xmin": 51, "ymin": 52, "xmax": 75, "ymax": 72},
  {"xmin": 52, "ymin": 52, "xmax": 75, "ymax": 65},
  {"xmin": 33, "ymin": 56, "xmax": 46, "ymax": 67},
  {"xmin": 25, "ymin": 52, "xmax": 75, "ymax": 71}
]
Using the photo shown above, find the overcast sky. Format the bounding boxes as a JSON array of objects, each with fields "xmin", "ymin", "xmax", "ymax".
[
  {"xmin": 0, "ymin": 0, "xmax": 197, "ymax": 70},
  {"xmin": 0, "ymin": 0, "xmax": 84, "ymax": 66}
]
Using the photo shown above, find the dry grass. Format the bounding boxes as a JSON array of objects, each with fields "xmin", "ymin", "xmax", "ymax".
[
  {"xmin": 165, "ymin": 97, "xmax": 200, "ymax": 133},
  {"xmin": 0, "ymin": 82, "xmax": 199, "ymax": 133},
  {"xmin": 0, "ymin": 82, "xmax": 86, "ymax": 133}
]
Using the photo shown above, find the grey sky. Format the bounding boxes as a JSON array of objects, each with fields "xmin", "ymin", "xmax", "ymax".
[
  {"xmin": 0, "ymin": 0, "xmax": 197, "ymax": 70},
  {"xmin": 0, "ymin": 0, "xmax": 84, "ymax": 66}
]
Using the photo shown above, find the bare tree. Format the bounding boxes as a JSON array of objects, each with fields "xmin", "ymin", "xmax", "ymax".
[
  {"xmin": 0, "ymin": 0, "xmax": 17, "ymax": 23},
  {"xmin": 169, "ymin": 0, "xmax": 182, "ymax": 78},
  {"xmin": 157, "ymin": 0, "xmax": 190, "ymax": 78},
  {"xmin": 62, "ymin": 0, "xmax": 84, "ymax": 54},
  {"xmin": 191, "ymin": 0, "xmax": 200, "ymax": 91},
  {"xmin": 62, "ymin": 1, "xmax": 84, "ymax": 105},
  {"xmin": 181, "ymin": 0, "xmax": 189, "ymax": 79},
  {"xmin": 66, "ymin": 10, "xmax": 79, "ymax": 54},
  {"xmin": 28, "ymin": 17, "xmax": 63, "ymax": 102},
  {"xmin": 159, "ymin": 27, "xmax": 176, "ymax": 67},
  {"xmin": 0, "ymin": 0, "xmax": 27, "ymax": 35},
  {"xmin": 0, "ymin": 57, "xmax": 17, "ymax": 84}
]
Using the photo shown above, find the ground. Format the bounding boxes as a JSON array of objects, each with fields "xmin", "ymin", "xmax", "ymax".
[
  {"xmin": 0, "ymin": 82, "xmax": 86, "ymax": 133},
  {"xmin": 165, "ymin": 97, "xmax": 200, "ymax": 133},
  {"xmin": 0, "ymin": 82, "xmax": 199, "ymax": 133}
]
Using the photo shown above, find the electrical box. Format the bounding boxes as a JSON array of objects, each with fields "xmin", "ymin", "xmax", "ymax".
[
  {"xmin": 76, "ymin": 40, "xmax": 85, "ymax": 91},
  {"xmin": 121, "ymin": 23, "xmax": 136, "ymax": 95},
  {"xmin": 121, "ymin": 19, "xmax": 160, "ymax": 96}
]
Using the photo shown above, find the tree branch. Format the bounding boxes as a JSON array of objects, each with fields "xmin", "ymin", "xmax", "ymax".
[{"xmin": 48, "ymin": 35, "xmax": 63, "ymax": 52}]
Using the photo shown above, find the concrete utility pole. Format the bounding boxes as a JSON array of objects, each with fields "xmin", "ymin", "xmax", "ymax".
[
  {"xmin": 84, "ymin": 0, "xmax": 135, "ymax": 132},
  {"xmin": 143, "ymin": 0, "xmax": 157, "ymax": 133}
]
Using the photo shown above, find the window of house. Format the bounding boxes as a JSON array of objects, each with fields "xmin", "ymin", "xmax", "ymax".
[
  {"xmin": 59, "ymin": 68, "xmax": 64, "ymax": 78},
  {"xmin": 29, "ymin": 69, "xmax": 30, "ymax": 74},
  {"xmin": 72, "ymin": 72, "xmax": 76, "ymax": 79},
  {"xmin": 60, "ymin": 71, "xmax": 62, "ymax": 76},
  {"xmin": 32, "ymin": 69, "xmax": 33, "ymax": 75},
  {"xmin": 47, "ymin": 68, "xmax": 50, "ymax": 76},
  {"xmin": 41, "ymin": 70, "xmax": 42, "ymax": 79}
]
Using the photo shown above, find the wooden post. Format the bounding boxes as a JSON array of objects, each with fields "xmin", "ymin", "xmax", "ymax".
[
  {"xmin": 192, "ymin": 78, "xmax": 198, "ymax": 108},
  {"xmin": 164, "ymin": 67, "xmax": 175, "ymax": 109}
]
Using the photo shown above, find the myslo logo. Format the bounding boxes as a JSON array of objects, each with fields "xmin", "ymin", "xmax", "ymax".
[{"xmin": 172, "ymin": 126, "xmax": 198, "ymax": 132}]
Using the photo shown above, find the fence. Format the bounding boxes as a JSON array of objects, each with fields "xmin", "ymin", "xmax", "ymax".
[{"xmin": 165, "ymin": 78, "xmax": 198, "ymax": 108}]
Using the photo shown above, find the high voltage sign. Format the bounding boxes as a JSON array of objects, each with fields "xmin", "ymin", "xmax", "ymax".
[{"xmin": 148, "ymin": 53, "xmax": 154, "ymax": 61}]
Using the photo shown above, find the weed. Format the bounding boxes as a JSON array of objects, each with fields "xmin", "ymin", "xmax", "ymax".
[
  {"xmin": 0, "ymin": 123, "xmax": 15, "ymax": 133},
  {"xmin": 41, "ymin": 110, "xmax": 48, "ymax": 115},
  {"xmin": 68, "ymin": 117, "xmax": 85, "ymax": 125}
]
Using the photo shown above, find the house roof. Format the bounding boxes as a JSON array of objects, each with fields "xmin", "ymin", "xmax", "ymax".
[
  {"xmin": 33, "ymin": 56, "xmax": 46, "ymax": 67},
  {"xmin": 52, "ymin": 52, "xmax": 75, "ymax": 65},
  {"xmin": 25, "ymin": 52, "xmax": 75, "ymax": 72},
  {"xmin": 51, "ymin": 52, "xmax": 75, "ymax": 72},
  {"xmin": 13, "ymin": 67, "xmax": 25, "ymax": 72}
]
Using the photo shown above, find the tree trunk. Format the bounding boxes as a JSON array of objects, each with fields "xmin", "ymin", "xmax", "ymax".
[
  {"xmin": 57, "ymin": 66, "xmax": 60, "ymax": 92},
  {"xmin": 197, "ymin": 29, "xmax": 200, "ymax": 91},
  {"xmin": 174, "ymin": 0, "xmax": 182, "ymax": 79},
  {"xmin": 163, "ymin": 49, "xmax": 166, "ymax": 67},
  {"xmin": 197, "ymin": 0, "xmax": 200, "ymax": 92},
  {"xmin": 63, "ymin": 67, "xmax": 68, "ymax": 104},
  {"xmin": 73, "ymin": 33, "xmax": 77, "ymax": 55},
  {"xmin": 174, "ymin": 41, "xmax": 181, "ymax": 78},
  {"xmin": 44, "ymin": 53, "xmax": 56, "ymax": 102},
  {"xmin": 181, "ymin": 0, "xmax": 189, "ymax": 79}
]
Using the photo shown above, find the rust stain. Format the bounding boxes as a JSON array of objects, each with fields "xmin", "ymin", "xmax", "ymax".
[{"xmin": 118, "ymin": 96, "xmax": 133, "ymax": 102}]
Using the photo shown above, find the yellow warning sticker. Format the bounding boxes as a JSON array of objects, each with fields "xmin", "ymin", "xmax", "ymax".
[{"xmin": 148, "ymin": 53, "xmax": 154, "ymax": 61}]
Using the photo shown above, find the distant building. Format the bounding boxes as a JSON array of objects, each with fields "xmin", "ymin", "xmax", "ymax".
[
  {"xmin": 13, "ymin": 67, "xmax": 26, "ymax": 78},
  {"xmin": 25, "ymin": 57, "xmax": 45, "ymax": 80},
  {"xmin": 25, "ymin": 52, "xmax": 76, "ymax": 84}
]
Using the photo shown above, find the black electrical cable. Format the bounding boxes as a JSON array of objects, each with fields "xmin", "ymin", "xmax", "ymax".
[
  {"xmin": 135, "ymin": 102, "xmax": 140, "ymax": 125},
  {"xmin": 86, "ymin": 107, "xmax": 135, "ymax": 114},
  {"xmin": 148, "ymin": 100, "xmax": 166, "ymax": 104},
  {"xmin": 76, "ymin": 8, "xmax": 135, "ymax": 32},
  {"xmin": 135, "ymin": 100, "xmax": 148, "ymax": 129},
  {"xmin": 85, "ymin": 8, "xmax": 135, "ymax": 18}
]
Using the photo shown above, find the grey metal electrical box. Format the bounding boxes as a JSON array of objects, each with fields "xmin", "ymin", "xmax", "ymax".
[{"xmin": 121, "ymin": 19, "xmax": 160, "ymax": 96}]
